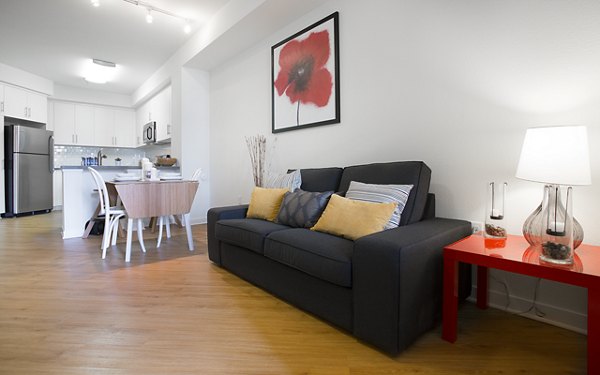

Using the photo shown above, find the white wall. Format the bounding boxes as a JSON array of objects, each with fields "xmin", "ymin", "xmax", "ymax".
[
  {"xmin": 0, "ymin": 62, "xmax": 53, "ymax": 95},
  {"xmin": 52, "ymin": 84, "xmax": 132, "ymax": 108},
  {"xmin": 209, "ymin": 0, "xmax": 600, "ymax": 333},
  {"xmin": 179, "ymin": 68, "xmax": 210, "ymax": 224}
]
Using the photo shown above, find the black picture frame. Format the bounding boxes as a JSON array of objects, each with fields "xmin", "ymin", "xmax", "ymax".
[{"xmin": 271, "ymin": 12, "xmax": 340, "ymax": 134}]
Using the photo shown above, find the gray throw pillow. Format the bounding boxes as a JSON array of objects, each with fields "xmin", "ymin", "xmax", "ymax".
[
  {"xmin": 345, "ymin": 181, "xmax": 413, "ymax": 229},
  {"xmin": 275, "ymin": 190, "xmax": 333, "ymax": 228}
]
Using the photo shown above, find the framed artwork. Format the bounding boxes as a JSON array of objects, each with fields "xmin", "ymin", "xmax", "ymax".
[{"xmin": 271, "ymin": 12, "xmax": 340, "ymax": 133}]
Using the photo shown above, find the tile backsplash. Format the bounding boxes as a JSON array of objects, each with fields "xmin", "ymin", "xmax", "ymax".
[{"xmin": 54, "ymin": 144, "xmax": 173, "ymax": 167}]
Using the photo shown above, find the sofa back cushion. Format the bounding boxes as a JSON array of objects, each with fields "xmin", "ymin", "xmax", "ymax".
[
  {"xmin": 299, "ymin": 167, "xmax": 343, "ymax": 192},
  {"xmin": 338, "ymin": 161, "xmax": 431, "ymax": 226}
]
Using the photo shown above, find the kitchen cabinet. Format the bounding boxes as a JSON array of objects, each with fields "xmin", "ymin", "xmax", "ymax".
[
  {"xmin": 114, "ymin": 109, "xmax": 135, "ymax": 147},
  {"xmin": 154, "ymin": 86, "xmax": 172, "ymax": 142},
  {"xmin": 3, "ymin": 84, "xmax": 47, "ymax": 123},
  {"xmin": 52, "ymin": 101, "xmax": 76, "ymax": 144},
  {"xmin": 93, "ymin": 106, "xmax": 115, "ymax": 147},
  {"xmin": 136, "ymin": 85, "xmax": 172, "ymax": 145},
  {"xmin": 51, "ymin": 101, "xmax": 135, "ymax": 147},
  {"xmin": 52, "ymin": 102, "xmax": 94, "ymax": 146},
  {"xmin": 53, "ymin": 170, "xmax": 62, "ymax": 208}
]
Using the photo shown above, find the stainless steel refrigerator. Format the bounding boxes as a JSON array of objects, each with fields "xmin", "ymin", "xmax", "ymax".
[{"xmin": 3, "ymin": 125, "xmax": 54, "ymax": 217}]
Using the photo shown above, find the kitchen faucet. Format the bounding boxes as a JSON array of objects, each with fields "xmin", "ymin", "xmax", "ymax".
[{"xmin": 97, "ymin": 149, "xmax": 104, "ymax": 166}]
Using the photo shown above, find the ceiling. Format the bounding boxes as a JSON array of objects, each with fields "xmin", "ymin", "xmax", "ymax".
[{"xmin": 0, "ymin": 0, "xmax": 231, "ymax": 95}]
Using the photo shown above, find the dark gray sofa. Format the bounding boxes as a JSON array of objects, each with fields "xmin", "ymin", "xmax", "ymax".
[{"xmin": 207, "ymin": 161, "xmax": 471, "ymax": 355}]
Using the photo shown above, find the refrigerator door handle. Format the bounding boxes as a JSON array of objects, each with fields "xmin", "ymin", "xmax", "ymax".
[{"xmin": 48, "ymin": 136, "xmax": 55, "ymax": 173}]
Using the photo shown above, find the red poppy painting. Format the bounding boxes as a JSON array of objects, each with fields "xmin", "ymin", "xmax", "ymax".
[{"xmin": 272, "ymin": 12, "xmax": 340, "ymax": 133}]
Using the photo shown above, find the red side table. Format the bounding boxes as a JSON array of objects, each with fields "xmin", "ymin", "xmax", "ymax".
[{"xmin": 442, "ymin": 234, "xmax": 599, "ymax": 374}]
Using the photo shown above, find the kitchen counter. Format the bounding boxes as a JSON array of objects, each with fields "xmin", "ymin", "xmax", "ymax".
[
  {"xmin": 59, "ymin": 165, "xmax": 180, "ymax": 170},
  {"xmin": 60, "ymin": 166, "xmax": 180, "ymax": 239}
]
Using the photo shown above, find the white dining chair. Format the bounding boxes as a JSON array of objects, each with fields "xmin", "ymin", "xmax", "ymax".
[
  {"xmin": 89, "ymin": 167, "xmax": 147, "ymax": 260},
  {"xmin": 156, "ymin": 168, "xmax": 201, "ymax": 248}
]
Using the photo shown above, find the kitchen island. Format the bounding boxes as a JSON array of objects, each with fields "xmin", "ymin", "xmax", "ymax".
[{"xmin": 61, "ymin": 166, "xmax": 180, "ymax": 239}]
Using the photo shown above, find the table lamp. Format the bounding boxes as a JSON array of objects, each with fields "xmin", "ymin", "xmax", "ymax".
[{"xmin": 515, "ymin": 125, "xmax": 591, "ymax": 264}]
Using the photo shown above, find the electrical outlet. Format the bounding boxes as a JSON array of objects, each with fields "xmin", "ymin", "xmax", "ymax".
[{"xmin": 471, "ymin": 221, "xmax": 483, "ymax": 234}]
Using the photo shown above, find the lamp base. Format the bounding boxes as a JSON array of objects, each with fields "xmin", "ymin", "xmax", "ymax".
[{"xmin": 522, "ymin": 185, "xmax": 583, "ymax": 251}]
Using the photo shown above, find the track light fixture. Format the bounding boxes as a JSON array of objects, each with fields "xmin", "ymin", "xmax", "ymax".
[
  {"xmin": 115, "ymin": 0, "xmax": 194, "ymax": 33},
  {"xmin": 145, "ymin": 8, "xmax": 153, "ymax": 24}
]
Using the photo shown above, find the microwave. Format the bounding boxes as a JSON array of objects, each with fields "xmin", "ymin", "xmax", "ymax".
[{"xmin": 143, "ymin": 121, "xmax": 156, "ymax": 144}]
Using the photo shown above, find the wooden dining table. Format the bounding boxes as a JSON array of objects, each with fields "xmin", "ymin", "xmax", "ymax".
[{"xmin": 106, "ymin": 179, "xmax": 199, "ymax": 262}]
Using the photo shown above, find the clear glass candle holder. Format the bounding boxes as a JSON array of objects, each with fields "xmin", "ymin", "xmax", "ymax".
[{"xmin": 485, "ymin": 182, "xmax": 507, "ymax": 239}]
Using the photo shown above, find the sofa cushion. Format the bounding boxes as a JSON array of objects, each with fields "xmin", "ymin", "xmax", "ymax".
[
  {"xmin": 311, "ymin": 194, "xmax": 397, "ymax": 240},
  {"xmin": 345, "ymin": 181, "xmax": 413, "ymax": 229},
  {"xmin": 338, "ymin": 161, "xmax": 431, "ymax": 226},
  {"xmin": 265, "ymin": 170, "xmax": 302, "ymax": 191},
  {"xmin": 298, "ymin": 167, "xmax": 343, "ymax": 192},
  {"xmin": 275, "ymin": 189, "xmax": 333, "ymax": 228},
  {"xmin": 246, "ymin": 187, "xmax": 288, "ymax": 221},
  {"xmin": 215, "ymin": 219, "xmax": 290, "ymax": 254},
  {"xmin": 265, "ymin": 228, "xmax": 354, "ymax": 288}
]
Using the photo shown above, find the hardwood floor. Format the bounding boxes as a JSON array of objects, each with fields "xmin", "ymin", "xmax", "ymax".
[{"xmin": 0, "ymin": 212, "xmax": 586, "ymax": 374}]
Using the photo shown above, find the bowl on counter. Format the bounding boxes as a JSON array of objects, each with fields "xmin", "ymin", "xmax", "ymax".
[{"xmin": 156, "ymin": 157, "xmax": 177, "ymax": 167}]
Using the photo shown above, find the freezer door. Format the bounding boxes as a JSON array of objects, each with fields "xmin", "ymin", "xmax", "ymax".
[
  {"xmin": 13, "ymin": 125, "xmax": 53, "ymax": 155},
  {"xmin": 14, "ymin": 153, "xmax": 53, "ymax": 214}
]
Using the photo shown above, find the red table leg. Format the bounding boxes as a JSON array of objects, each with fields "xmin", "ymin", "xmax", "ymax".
[
  {"xmin": 477, "ymin": 266, "xmax": 489, "ymax": 309},
  {"xmin": 589, "ymin": 287, "xmax": 599, "ymax": 375},
  {"xmin": 442, "ymin": 254, "xmax": 458, "ymax": 342}
]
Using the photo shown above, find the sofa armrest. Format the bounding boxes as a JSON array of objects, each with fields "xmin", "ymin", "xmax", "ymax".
[
  {"xmin": 352, "ymin": 218, "xmax": 471, "ymax": 355},
  {"xmin": 207, "ymin": 205, "xmax": 249, "ymax": 265}
]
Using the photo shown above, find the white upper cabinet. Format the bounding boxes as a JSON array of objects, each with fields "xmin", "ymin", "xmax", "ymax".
[
  {"xmin": 136, "ymin": 85, "xmax": 172, "ymax": 145},
  {"xmin": 74, "ymin": 105, "xmax": 95, "ymax": 146},
  {"xmin": 114, "ymin": 109, "xmax": 135, "ymax": 147},
  {"xmin": 3, "ymin": 84, "xmax": 47, "ymax": 123},
  {"xmin": 51, "ymin": 101, "xmax": 135, "ymax": 147},
  {"xmin": 52, "ymin": 101, "xmax": 76, "ymax": 144},
  {"xmin": 93, "ymin": 106, "xmax": 115, "ymax": 147},
  {"xmin": 155, "ymin": 86, "xmax": 172, "ymax": 142}
]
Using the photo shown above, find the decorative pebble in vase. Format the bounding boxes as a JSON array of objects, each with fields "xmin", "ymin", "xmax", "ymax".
[
  {"xmin": 485, "ymin": 182, "xmax": 508, "ymax": 239},
  {"xmin": 539, "ymin": 185, "xmax": 575, "ymax": 265}
]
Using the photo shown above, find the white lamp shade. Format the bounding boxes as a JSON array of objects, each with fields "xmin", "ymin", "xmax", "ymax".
[{"xmin": 516, "ymin": 125, "xmax": 591, "ymax": 186}]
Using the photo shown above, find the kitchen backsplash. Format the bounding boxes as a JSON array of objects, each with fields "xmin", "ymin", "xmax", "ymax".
[{"xmin": 54, "ymin": 144, "xmax": 172, "ymax": 167}]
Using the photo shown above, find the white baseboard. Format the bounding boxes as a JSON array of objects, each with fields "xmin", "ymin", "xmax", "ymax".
[{"xmin": 470, "ymin": 286, "xmax": 587, "ymax": 335}]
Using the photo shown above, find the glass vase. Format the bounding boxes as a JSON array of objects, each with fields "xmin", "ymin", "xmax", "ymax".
[
  {"xmin": 540, "ymin": 185, "xmax": 575, "ymax": 264},
  {"xmin": 484, "ymin": 182, "xmax": 507, "ymax": 239},
  {"xmin": 522, "ymin": 184, "xmax": 583, "ymax": 250}
]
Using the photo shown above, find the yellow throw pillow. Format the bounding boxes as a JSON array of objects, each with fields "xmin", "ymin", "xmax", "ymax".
[
  {"xmin": 311, "ymin": 194, "xmax": 397, "ymax": 240},
  {"xmin": 246, "ymin": 187, "xmax": 289, "ymax": 221}
]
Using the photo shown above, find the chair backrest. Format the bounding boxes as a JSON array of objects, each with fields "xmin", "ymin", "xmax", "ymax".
[
  {"xmin": 88, "ymin": 167, "xmax": 110, "ymax": 215},
  {"xmin": 190, "ymin": 168, "xmax": 202, "ymax": 182}
]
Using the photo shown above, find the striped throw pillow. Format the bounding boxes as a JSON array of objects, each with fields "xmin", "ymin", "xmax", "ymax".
[
  {"xmin": 264, "ymin": 170, "xmax": 302, "ymax": 191},
  {"xmin": 345, "ymin": 181, "xmax": 413, "ymax": 229}
]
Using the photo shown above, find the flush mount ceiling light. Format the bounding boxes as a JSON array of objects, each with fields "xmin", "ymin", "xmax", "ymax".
[
  {"xmin": 90, "ymin": 0, "xmax": 100, "ymax": 7},
  {"xmin": 83, "ymin": 58, "xmax": 117, "ymax": 84},
  {"xmin": 110, "ymin": 0, "xmax": 194, "ymax": 34}
]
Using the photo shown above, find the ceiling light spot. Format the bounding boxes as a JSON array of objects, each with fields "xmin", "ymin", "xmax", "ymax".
[{"xmin": 146, "ymin": 8, "xmax": 153, "ymax": 24}]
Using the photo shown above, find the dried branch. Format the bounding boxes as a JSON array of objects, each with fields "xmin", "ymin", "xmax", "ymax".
[{"xmin": 245, "ymin": 135, "xmax": 267, "ymax": 187}]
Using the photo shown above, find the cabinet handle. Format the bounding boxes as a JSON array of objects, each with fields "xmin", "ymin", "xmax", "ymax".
[
  {"xmin": 1, "ymin": 101, "xmax": 4, "ymax": 112},
  {"xmin": 76, "ymin": 134, "xmax": 78, "ymax": 144},
  {"xmin": 24, "ymin": 107, "xmax": 28, "ymax": 117},
  {"xmin": 167, "ymin": 124, "xmax": 171, "ymax": 135}
]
